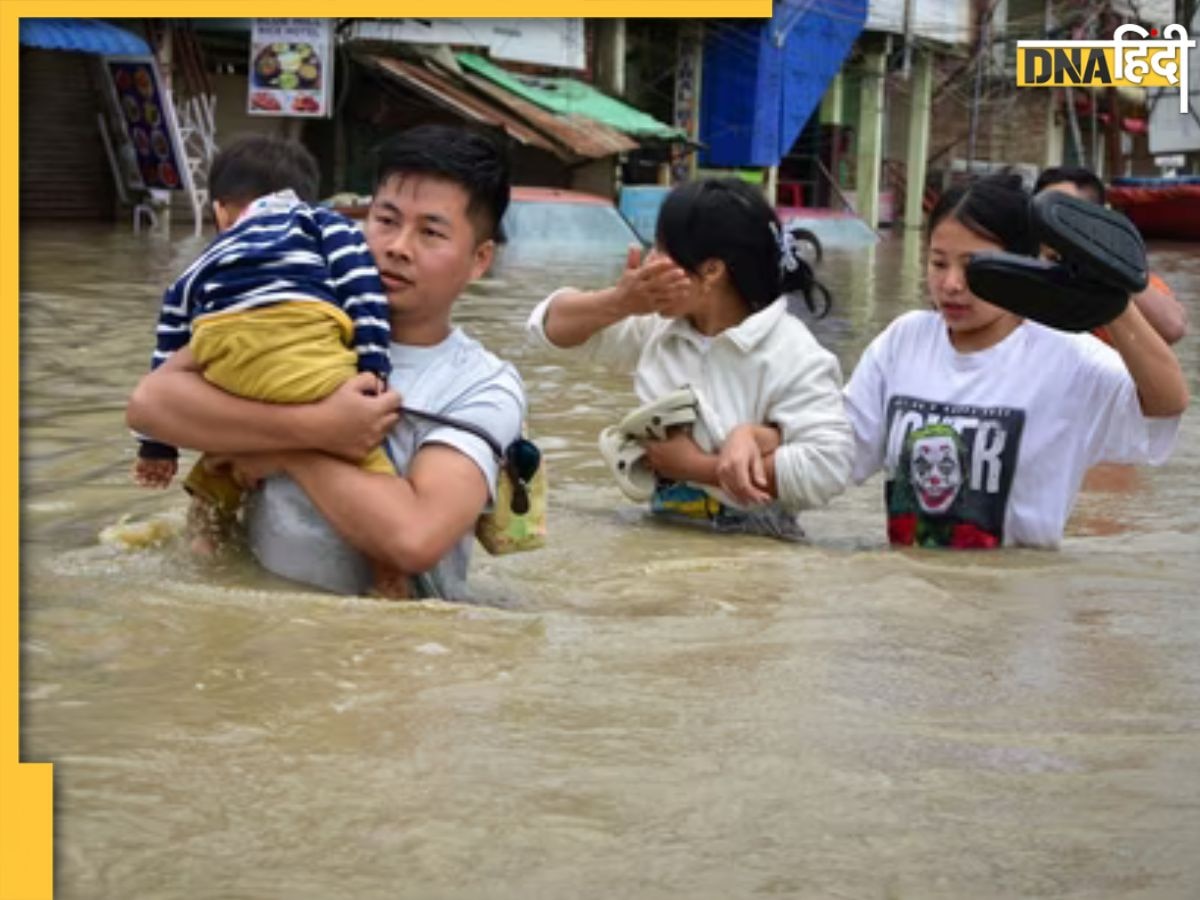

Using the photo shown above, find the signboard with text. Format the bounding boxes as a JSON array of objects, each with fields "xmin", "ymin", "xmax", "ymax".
[
  {"xmin": 345, "ymin": 19, "xmax": 586, "ymax": 70},
  {"xmin": 104, "ymin": 56, "xmax": 188, "ymax": 191},
  {"xmin": 248, "ymin": 19, "xmax": 333, "ymax": 117}
]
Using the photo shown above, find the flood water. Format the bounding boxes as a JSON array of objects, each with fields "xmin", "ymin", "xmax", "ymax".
[{"xmin": 19, "ymin": 221, "xmax": 1200, "ymax": 898}]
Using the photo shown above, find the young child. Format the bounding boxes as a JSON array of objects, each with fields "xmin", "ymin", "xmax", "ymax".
[
  {"xmin": 526, "ymin": 177, "xmax": 853, "ymax": 538},
  {"xmin": 842, "ymin": 173, "xmax": 1188, "ymax": 549},
  {"xmin": 131, "ymin": 134, "xmax": 402, "ymax": 592}
]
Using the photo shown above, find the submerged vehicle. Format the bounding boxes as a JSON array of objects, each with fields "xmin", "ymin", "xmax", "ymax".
[
  {"xmin": 327, "ymin": 185, "xmax": 643, "ymax": 274},
  {"xmin": 494, "ymin": 186, "xmax": 644, "ymax": 266}
]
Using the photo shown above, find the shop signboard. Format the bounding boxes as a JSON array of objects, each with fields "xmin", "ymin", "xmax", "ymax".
[
  {"xmin": 103, "ymin": 55, "xmax": 190, "ymax": 192},
  {"xmin": 345, "ymin": 19, "xmax": 585, "ymax": 70},
  {"xmin": 248, "ymin": 19, "xmax": 334, "ymax": 117}
]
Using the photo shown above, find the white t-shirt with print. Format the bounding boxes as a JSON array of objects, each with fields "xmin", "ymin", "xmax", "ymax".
[
  {"xmin": 245, "ymin": 327, "xmax": 525, "ymax": 598},
  {"xmin": 843, "ymin": 310, "xmax": 1179, "ymax": 548}
]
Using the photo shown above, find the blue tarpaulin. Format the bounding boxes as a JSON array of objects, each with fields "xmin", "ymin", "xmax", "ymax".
[
  {"xmin": 700, "ymin": 2, "xmax": 866, "ymax": 167},
  {"xmin": 20, "ymin": 18, "xmax": 150, "ymax": 56}
]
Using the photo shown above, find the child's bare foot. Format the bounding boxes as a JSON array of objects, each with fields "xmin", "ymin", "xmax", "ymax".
[
  {"xmin": 184, "ymin": 496, "xmax": 231, "ymax": 558},
  {"xmin": 133, "ymin": 457, "xmax": 177, "ymax": 488},
  {"xmin": 188, "ymin": 531, "xmax": 219, "ymax": 558},
  {"xmin": 371, "ymin": 566, "xmax": 413, "ymax": 600}
]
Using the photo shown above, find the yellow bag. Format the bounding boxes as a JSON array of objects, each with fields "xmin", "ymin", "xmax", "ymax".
[
  {"xmin": 475, "ymin": 437, "xmax": 547, "ymax": 555},
  {"xmin": 400, "ymin": 407, "xmax": 546, "ymax": 555}
]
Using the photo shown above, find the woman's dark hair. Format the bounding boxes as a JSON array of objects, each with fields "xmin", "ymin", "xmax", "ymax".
[
  {"xmin": 208, "ymin": 134, "xmax": 321, "ymax": 205},
  {"xmin": 1034, "ymin": 165, "xmax": 1106, "ymax": 204},
  {"xmin": 373, "ymin": 124, "xmax": 510, "ymax": 242},
  {"xmin": 655, "ymin": 178, "xmax": 832, "ymax": 317},
  {"xmin": 926, "ymin": 172, "xmax": 1037, "ymax": 256}
]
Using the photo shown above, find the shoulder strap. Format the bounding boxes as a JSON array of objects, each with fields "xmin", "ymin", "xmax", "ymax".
[{"xmin": 397, "ymin": 404, "xmax": 504, "ymax": 461}]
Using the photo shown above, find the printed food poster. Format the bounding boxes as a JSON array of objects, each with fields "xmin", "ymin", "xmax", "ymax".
[
  {"xmin": 106, "ymin": 58, "xmax": 187, "ymax": 191},
  {"xmin": 249, "ymin": 19, "xmax": 333, "ymax": 117}
]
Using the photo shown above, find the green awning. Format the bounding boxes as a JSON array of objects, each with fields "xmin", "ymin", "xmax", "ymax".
[{"xmin": 456, "ymin": 52, "xmax": 687, "ymax": 142}]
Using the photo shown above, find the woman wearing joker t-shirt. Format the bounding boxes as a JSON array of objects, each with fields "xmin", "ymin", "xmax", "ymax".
[{"xmin": 843, "ymin": 173, "xmax": 1188, "ymax": 549}]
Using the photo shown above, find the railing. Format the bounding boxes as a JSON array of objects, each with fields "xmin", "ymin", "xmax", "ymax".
[
  {"xmin": 144, "ymin": 19, "xmax": 217, "ymax": 236},
  {"xmin": 883, "ymin": 158, "xmax": 940, "ymax": 224},
  {"xmin": 778, "ymin": 152, "xmax": 859, "ymax": 217}
]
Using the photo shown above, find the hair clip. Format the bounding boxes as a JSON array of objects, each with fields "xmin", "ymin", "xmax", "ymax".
[{"xmin": 770, "ymin": 221, "xmax": 801, "ymax": 274}]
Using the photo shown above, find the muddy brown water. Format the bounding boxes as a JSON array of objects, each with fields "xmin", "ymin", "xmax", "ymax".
[{"xmin": 19, "ymin": 222, "xmax": 1200, "ymax": 898}]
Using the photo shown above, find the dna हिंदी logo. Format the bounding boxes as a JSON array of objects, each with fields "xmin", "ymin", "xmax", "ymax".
[{"xmin": 1016, "ymin": 24, "xmax": 1195, "ymax": 113}]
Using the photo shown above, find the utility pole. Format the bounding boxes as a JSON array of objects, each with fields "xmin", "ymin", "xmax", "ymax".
[
  {"xmin": 1102, "ymin": 5, "xmax": 1124, "ymax": 178},
  {"xmin": 967, "ymin": 2, "xmax": 990, "ymax": 170}
]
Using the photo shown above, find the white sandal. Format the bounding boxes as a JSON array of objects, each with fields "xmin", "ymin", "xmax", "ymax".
[
  {"xmin": 615, "ymin": 387, "xmax": 699, "ymax": 442},
  {"xmin": 598, "ymin": 426, "xmax": 657, "ymax": 501}
]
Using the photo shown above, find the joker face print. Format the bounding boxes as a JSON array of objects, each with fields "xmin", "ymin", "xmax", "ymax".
[{"xmin": 908, "ymin": 426, "xmax": 964, "ymax": 514}]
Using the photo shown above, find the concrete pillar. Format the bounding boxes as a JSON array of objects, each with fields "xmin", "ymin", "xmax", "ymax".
[
  {"xmin": 903, "ymin": 48, "xmax": 932, "ymax": 229},
  {"xmin": 595, "ymin": 20, "xmax": 627, "ymax": 97},
  {"xmin": 612, "ymin": 20, "xmax": 626, "ymax": 96},
  {"xmin": 822, "ymin": 74, "xmax": 845, "ymax": 209},
  {"xmin": 856, "ymin": 47, "xmax": 886, "ymax": 230},
  {"xmin": 848, "ymin": 242, "xmax": 878, "ymax": 335},
  {"xmin": 820, "ymin": 72, "xmax": 844, "ymax": 125},
  {"xmin": 672, "ymin": 23, "xmax": 704, "ymax": 184}
]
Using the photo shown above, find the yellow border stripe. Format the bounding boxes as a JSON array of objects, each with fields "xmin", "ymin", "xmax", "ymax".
[
  {"xmin": 3, "ymin": 5, "xmax": 53, "ymax": 898},
  {"xmin": 6, "ymin": 1, "xmax": 769, "ymax": 17}
]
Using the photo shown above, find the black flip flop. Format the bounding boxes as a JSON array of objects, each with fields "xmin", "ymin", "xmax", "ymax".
[
  {"xmin": 1032, "ymin": 190, "xmax": 1149, "ymax": 294},
  {"xmin": 966, "ymin": 251, "xmax": 1129, "ymax": 332}
]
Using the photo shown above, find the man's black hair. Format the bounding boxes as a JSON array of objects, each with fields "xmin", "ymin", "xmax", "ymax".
[
  {"xmin": 373, "ymin": 124, "xmax": 511, "ymax": 242},
  {"xmin": 1033, "ymin": 165, "xmax": 1106, "ymax": 204},
  {"xmin": 208, "ymin": 134, "xmax": 321, "ymax": 205}
]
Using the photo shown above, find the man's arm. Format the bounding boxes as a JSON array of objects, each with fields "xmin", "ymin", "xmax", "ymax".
[
  {"xmin": 126, "ymin": 349, "xmax": 399, "ymax": 461},
  {"xmin": 275, "ymin": 444, "xmax": 489, "ymax": 574}
]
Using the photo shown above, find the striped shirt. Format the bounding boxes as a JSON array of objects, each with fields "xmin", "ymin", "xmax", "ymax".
[
  {"xmin": 138, "ymin": 191, "xmax": 391, "ymax": 461},
  {"xmin": 151, "ymin": 190, "xmax": 391, "ymax": 376}
]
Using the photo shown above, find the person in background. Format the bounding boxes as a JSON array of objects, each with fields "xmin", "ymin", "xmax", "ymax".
[{"xmin": 1034, "ymin": 165, "xmax": 1188, "ymax": 345}]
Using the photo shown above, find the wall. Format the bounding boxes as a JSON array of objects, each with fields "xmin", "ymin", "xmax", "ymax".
[
  {"xmin": 213, "ymin": 71, "xmax": 293, "ymax": 143},
  {"xmin": 568, "ymin": 157, "xmax": 619, "ymax": 197},
  {"xmin": 20, "ymin": 49, "xmax": 115, "ymax": 220}
]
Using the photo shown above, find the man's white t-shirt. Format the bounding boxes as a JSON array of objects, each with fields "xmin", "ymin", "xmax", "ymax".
[
  {"xmin": 245, "ymin": 327, "xmax": 525, "ymax": 598},
  {"xmin": 843, "ymin": 310, "xmax": 1179, "ymax": 548}
]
